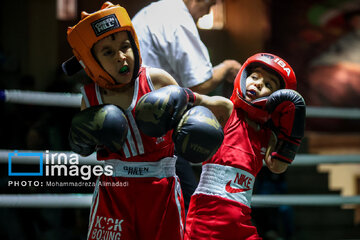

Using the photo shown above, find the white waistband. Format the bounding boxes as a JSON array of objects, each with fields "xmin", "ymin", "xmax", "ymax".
[
  {"xmin": 104, "ymin": 157, "xmax": 177, "ymax": 178},
  {"xmin": 194, "ymin": 163, "xmax": 255, "ymax": 208}
]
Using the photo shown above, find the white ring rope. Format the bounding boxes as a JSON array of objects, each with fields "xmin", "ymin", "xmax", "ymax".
[
  {"xmin": 0, "ymin": 150, "xmax": 359, "ymax": 166},
  {"xmin": 0, "ymin": 194, "xmax": 359, "ymax": 208},
  {"xmin": 1, "ymin": 89, "xmax": 82, "ymax": 108},
  {"xmin": 1, "ymin": 89, "xmax": 360, "ymax": 119},
  {"xmin": 251, "ymin": 194, "xmax": 360, "ymax": 207},
  {"xmin": 306, "ymin": 106, "xmax": 360, "ymax": 119},
  {"xmin": 0, "ymin": 194, "xmax": 92, "ymax": 208}
]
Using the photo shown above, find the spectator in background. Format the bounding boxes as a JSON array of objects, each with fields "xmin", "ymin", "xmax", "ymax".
[
  {"xmin": 305, "ymin": 2, "xmax": 360, "ymax": 131},
  {"xmin": 132, "ymin": 0, "xmax": 241, "ymax": 213},
  {"xmin": 308, "ymin": 7, "xmax": 360, "ymax": 107}
]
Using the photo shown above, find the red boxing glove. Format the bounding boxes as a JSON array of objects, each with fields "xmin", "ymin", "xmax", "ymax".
[{"xmin": 265, "ymin": 89, "xmax": 306, "ymax": 163}]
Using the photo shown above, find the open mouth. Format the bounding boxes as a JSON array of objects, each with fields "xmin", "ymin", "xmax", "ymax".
[
  {"xmin": 246, "ymin": 90, "xmax": 257, "ymax": 101},
  {"xmin": 119, "ymin": 65, "xmax": 130, "ymax": 74},
  {"xmin": 248, "ymin": 90, "xmax": 256, "ymax": 97}
]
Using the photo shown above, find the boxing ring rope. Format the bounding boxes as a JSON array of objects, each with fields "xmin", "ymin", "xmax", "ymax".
[
  {"xmin": 1, "ymin": 194, "xmax": 360, "ymax": 208},
  {"xmin": 1, "ymin": 89, "xmax": 360, "ymax": 119},
  {"xmin": 0, "ymin": 150, "xmax": 359, "ymax": 166},
  {"xmin": 1, "ymin": 89, "xmax": 360, "ymax": 208},
  {"xmin": 0, "ymin": 194, "xmax": 92, "ymax": 208},
  {"xmin": 0, "ymin": 90, "xmax": 81, "ymax": 108}
]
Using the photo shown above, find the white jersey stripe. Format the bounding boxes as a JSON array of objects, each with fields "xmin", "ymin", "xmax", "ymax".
[
  {"xmin": 127, "ymin": 74, "xmax": 139, "ymax": 111},
  {"xmin": 174, "ymin": 176, "xmax": 184, "ymax": 238},
  {"xmin": 80, "ymin": 87, "xmax": 91, "ymax": 108},
  {"xmin": 126, "ymin": 112, "xmax": 144, "ymax": 155},
  {"xmin": 87, "ymin": 178, "xmax": 100, "ymax": 239},
  {"xmin": 95, "ymin": 84, "xmax": 103, "ymax": 104},
  {"xmin": 126, "ymin": 120, "xmax": 139, "ymax": 157},
  {"xmin": 122, "ymin": 140, "xmax": 131, "ymax": 158},
  {"xmin": 146, "ymin": 69, "xmax": 155, "ymax": 91},
  {"xmin": 122, "ymin": 75, "xmax": 142, "ymax": 158}
]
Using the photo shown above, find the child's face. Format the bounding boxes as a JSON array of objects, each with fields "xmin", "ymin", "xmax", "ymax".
[
  {"xmin": 245, "ymin": 67, "xmax": 281, "ymax": 101},
  {"xmin": 93, "ymin": 31, "xmax": 135, "ymax": 86}
]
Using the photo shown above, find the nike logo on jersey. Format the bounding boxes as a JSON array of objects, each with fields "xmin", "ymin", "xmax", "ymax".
[
  {"xmin": 225, "ymin": 172, "xmax": 253, "ymax": 193},
  {"xmin": 225, "ymin": 181, "xmax": 251, "ymax": 193}
]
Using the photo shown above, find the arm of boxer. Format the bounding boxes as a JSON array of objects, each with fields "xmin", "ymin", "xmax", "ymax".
[
  {"xmin": 190, "ymin": 60, "xmax": 241, "ymax": 95},
  {"xmin": 194, "ymin": 93, "xmax": 233, "ymax": 128},
  {"xmin": 263, "ymin": 132, "xmax": 288, "ymax": 173},
  {"xmin": 265, "ymin": 155, "xmax": 288, "ymax": 174},
  {"xmin": 148, "ymin": 67, "xmax": 179, "ymax": 90},
  {"xmin": 69, "ymin": 104, "xmax": 129, "ymax": 156},
  {"xmin": 148, "ymin": 66, "xmax": 234, "ymax": 127},
  {"xmin": 266, "ymin": 89, "xmax": 306, "ymax": 164}
]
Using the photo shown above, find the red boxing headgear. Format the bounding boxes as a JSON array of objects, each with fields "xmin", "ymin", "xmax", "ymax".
[
  {"xmin": 230, "ymin": 53, "xmax": 297, "ymax": 123},
  {"xmin": 66, "ymin": 2, "xmax": 141, "ymax": 89}
]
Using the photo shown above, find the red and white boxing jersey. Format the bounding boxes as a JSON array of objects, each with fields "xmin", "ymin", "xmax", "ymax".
[
  {"xmin": 82, "ymin": 67, "xmax": 185, "ymax": 240},
  {"xmin": 81, "ymin": 67, "xmax": 174, "ymax": 163},
  {"xmin": 206, "ymin": 108, "xmax": 271, "ymax": 176},
  {"xmin": 185, "ymin": 109, "xmax": 271, "ymax": 240},
  {"xmin": 193, "ymin": 108, "xmax": 272, "ymax": 208}
]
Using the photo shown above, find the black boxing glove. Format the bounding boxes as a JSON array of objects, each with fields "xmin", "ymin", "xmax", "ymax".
[
  {"xmin": 173, "ymin": 106, "xmax": 224, "ymax": 163},
  {"xmin": 135, "ymin": 85, "xmax": 196, "ymax": 137},
  {"xmin": 69, "ymin": 104, "xmax": 129, "ymax": 156},
  {"xmin": 265, "ymin": 89, "xmax": 306, "ymax": 163}
]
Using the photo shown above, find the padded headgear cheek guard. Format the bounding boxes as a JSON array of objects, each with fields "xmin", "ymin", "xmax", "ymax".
[
  {"xmin": 230, "ymin": 53, "xmax": 297, "ymax": 123},
  {"xmin": 66, "ymin": 2, "xmax": 141, "ymax": 89}
]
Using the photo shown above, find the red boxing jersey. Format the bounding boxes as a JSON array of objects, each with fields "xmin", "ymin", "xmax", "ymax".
[
  {"xmin": 185, "ymin": 108, "xmax": 272, "ymax": 240},
  {"xmin": 82, "ymin": 67, "xmax": 185, "ymax": 240},
  {"xmin": 81, "ymin": 67, "xmax": 174, "ymax": 162},
  {"xmin": 206, "ymin": 108, "xmax": 272, "ymax": 177}
]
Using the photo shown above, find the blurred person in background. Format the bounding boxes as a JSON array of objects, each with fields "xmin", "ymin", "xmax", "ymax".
[{"xmin": 132, "ymin": 0, "xmax": 241, "ymax": 214}]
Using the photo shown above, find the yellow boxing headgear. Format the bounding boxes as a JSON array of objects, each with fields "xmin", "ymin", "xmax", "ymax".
[{"xmin": 67, "ymin": 2, "xmax": 141, "ymax": 89}]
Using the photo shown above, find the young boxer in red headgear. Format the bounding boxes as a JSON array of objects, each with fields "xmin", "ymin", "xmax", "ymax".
[{"xmin": 185, "ymin": 53, "xmax": 306, "ymax": 240}]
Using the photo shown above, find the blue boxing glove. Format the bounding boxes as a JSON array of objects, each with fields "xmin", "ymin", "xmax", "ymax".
[
  {"xmin": 265, "ymin": 89, "xmax": 306, "ymax": 164},
  {"xmin": 173, "ymin": 106, "xmax": 224, "ymax": 163},
  {"xmin": 135, "ymin": 85, "xmax": 196, "ymax": 137},
  {"xmin": 69, "ymin": 104, "xmax": 129, "ymax": 156}
]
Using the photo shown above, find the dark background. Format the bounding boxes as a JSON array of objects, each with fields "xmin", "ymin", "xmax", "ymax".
[{"xmin": 1, "ymin": 0, "xmax": 360, "ymax": 239}]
